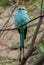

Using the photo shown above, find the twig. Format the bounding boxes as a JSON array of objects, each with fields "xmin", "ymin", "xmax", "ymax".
[
  {"xmin": 0, "ymin": 15, "xmax": 44, "ymax": 31},
  {"xmin": 0, "ymin": 4, "xmax": 18, "ymax": 37}
]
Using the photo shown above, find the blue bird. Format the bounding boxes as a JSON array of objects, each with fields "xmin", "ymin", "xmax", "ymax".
[
  {"xmin": 14, "ymin": 7, "xmax": 30, "ymax": 61},
  {"xmin": 14, "ymin": 7, "xmax": 30, "ymax": 27}
]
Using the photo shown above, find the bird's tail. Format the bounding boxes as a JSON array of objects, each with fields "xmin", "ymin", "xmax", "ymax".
[{"xmin": 18, "ymin": 26, "xmax": 27, "ymax": 40}]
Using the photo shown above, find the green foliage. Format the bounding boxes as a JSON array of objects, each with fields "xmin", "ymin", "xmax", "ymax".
[
  {"xmin": 19, "ymin": 0, "xmax": 27, "ymax": 6},
  {"xmin": 37, "ymin": 41, "xmax": 44, "ymax": 55},
  {"xmin": 0, "ymin": 0, "xmax": 15, "ymax": 8},
  {"xmin": 0, "ymin": 0, "xmax": 44, "ymax": 11},
  {"xmin": 0, "ymin": 0, "xmax": 9, "ymax": 8}
]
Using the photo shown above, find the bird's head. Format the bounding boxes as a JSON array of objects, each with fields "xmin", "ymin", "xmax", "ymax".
[{"xmin": 17, "ymin": 7, "xmax": 26, "ymax": 10}]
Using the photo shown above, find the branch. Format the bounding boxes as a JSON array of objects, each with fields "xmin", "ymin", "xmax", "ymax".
[
  {"xmin": 27, "ymin": 32, "xmax": 44, "ymax": 62},
  {"xmin": 33, "ymin": 54, "xmax": 44, "ymax": 65},
  {"xmin": 0, "ymin": 4, "xmax": 18, "ymax": 37},
  {"xmin": 28, "ymin": 21, "xmax": 44, "ymax": 28},
  {"xmin": 34, "ymin": 32, "xmax": 44, "ymax": 47},
  {"xmin": 20, "ymin": 16, "xmax": 42, "ymax": 65},
  {"xmin": 0, "ymin": 15, "xmax": 44, "ymax": 31},
  {"xmin": 26, "ymin": 28, "xmax": 44, "ymax": 42},
  {"xmin": 19, "ymin": 0, "xmax": 43, "ymax": 64}
]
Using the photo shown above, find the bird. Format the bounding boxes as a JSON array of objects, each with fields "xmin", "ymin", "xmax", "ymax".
[{"xmin": 14, "ymin": 7, "xmax": 30, "ymax": 61}]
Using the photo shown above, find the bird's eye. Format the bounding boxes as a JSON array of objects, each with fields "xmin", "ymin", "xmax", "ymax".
[
  {"xmin": 17, "ymin": 8, "xmax": 25, "ymax": 10},
  {"xmin": 21, "ymin": 9, "xmax": 25, "ymax": 10}
]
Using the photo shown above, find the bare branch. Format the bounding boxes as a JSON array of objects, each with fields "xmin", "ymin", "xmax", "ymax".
[
  {"xmin": 33, "ymin": 54, "xmax": 44, "ymax": 65},
  {"xmin": 19, "ymin": 0, "xmax": 43, "ymax": 65},
  {"xmin": 0, "ymin": 4, "xmax": 18, "ymax": 37}
]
